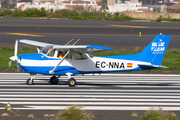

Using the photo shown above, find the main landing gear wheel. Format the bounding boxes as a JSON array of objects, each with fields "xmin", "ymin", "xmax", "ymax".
[
  {"xmin": 27, "ymin": 79, "xmax": 34, "ymax": 85},
  {"xmin": 68, "ymin": 78, "xmax": 76, "ymax": 87},
  {"xmin": 50, "ymin": 76, "xmax": 59, "ymax": 84}
]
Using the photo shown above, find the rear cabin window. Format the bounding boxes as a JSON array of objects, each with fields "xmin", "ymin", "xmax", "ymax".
[{"xmin": 74, "ymin": 53, "xmax": 87, "ymax": 60}]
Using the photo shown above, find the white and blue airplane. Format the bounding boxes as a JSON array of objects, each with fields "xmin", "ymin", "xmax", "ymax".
[{"xmin": 9, "ymin": 34, "xmax": 171, "ymax": 87}]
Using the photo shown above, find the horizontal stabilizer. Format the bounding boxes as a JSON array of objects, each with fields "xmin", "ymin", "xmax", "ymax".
[{"xmin": 138, "ymin": 64, "xmax": 168, "ymax": 68}]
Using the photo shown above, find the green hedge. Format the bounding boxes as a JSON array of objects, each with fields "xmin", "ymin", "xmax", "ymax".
[{"xmin": 0, "ymin": 7, "xmax": 134, "ymax": 21}]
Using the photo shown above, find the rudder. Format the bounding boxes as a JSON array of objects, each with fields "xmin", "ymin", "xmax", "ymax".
[{"xmin": 138, "ymin": 34, "xmax": 171, "ymax": 65}]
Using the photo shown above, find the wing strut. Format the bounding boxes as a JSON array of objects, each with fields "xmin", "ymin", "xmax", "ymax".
[
  {"xmin": 49, "ymin": 50, "xmax": 70, "ymax": 74},
  {"xmin": 65, "ymin": 39, "xmax": 74, "ymax": 46},
  {"xmin": 72, "ymin": 39, "xmax": 80, "ymax": 45}
]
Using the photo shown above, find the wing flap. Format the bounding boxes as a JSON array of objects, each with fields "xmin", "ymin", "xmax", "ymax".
[{"xmin": 53, "ymin": 45, "xmax": 113, "ymax": 53}]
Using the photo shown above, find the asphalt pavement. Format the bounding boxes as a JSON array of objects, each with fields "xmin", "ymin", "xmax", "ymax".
[
  {"xmin": 0, "ymin": 73, "xmax": 180, "ymax": 120},
  {"xmin": 0, "ymin": 18, "xmax": 180, "ymax": 50}
]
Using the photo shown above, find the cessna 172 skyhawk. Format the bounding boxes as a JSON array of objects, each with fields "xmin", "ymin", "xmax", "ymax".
[{"xmin": 9, "ymin": 34, "xmax": 171, "ymax": 87}]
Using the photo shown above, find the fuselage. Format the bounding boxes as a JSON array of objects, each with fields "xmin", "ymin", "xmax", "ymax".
[{"xmin": 17, "ymin": 53, "xmax": 151, "ymax": 75}]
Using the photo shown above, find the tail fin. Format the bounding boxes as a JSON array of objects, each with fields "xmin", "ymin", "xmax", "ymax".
[{"xmin": 139, "ymin": 34, "xmax": 171, "ymax": 65}]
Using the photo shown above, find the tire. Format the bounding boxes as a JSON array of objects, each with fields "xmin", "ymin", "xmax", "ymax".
[
  {"xmin": 68, "ymin": 78, "xmax": 76, "ymax": 87},
  {"xmin": 50, "ymin": 76, "xmax": 59, "ymax": 84},
  {"xmin": 27, "ymin": 79, "xmax": 34, "ymax": 85}
]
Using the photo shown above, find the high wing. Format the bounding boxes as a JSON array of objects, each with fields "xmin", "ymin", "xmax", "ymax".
[
  {"xmin": 18, "ymin": 39, "xmax": 55, "ymax": 47},
  {"xmin": 53, "ymin": 45, "xmax": 113, "ymax": 53},
  {"xmin": 18, "ymin": 39, "xmax": 113, "ymax": 53}
]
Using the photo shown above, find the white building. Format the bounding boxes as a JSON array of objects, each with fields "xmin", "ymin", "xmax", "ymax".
[
  {"xmin": 108, "ymin": 0, "xmax": 149, "ymax": 13},
  {"xmin": 18, "ymin": 0, "xmax": 97, "ymax": 11},
  {"xmin": 17, "ymin": 0, "xmax": 149, "ymax": 13}
]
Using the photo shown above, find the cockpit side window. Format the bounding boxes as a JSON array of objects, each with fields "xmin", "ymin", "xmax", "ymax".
[{"xmin": 49, "ymin": 49, "xmax": 55, "ymax": 57}]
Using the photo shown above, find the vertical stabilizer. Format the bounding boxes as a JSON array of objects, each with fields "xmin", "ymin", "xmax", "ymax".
[{"xmin": 139, "ymin": 34, "xmax": 171, "ymax": 65}]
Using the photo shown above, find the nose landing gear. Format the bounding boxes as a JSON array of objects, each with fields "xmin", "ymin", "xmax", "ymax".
[
  {"xmin": 68, "ymin": 78, "xmax": 76, "ymax": 87},
  {"xmin": 66, "ymin": 73, "xmax": 76, "ymax": 87},
  {"xmin": 27, "ymin": 74, "xmax": 35, "ymax": 85},
  {"xmin": 27, "ymin": 78, "xmax": 34, "ymax": 85}
]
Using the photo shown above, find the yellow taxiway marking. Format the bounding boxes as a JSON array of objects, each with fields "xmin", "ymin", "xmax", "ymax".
[
  {"xmin": 0, "ymin": 24, "xmax": 180, "ymax": 29},
  {"xmin": 0, "ymin": 24, "xmax": 104, "ymax": 28},
  {"xmin": 109, "ymin": 25, "xmax": 149, "ymax": 28},
  {"xmin": 6, "ymin": 33, "xmax": 45, "ymax": 37},
  {"xmin": 39, "ymin": 33, "xmax": 156, "ymax": 37}
]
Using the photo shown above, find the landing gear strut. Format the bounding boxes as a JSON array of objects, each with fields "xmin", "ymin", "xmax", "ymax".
[
  {"xmin": 27, "ymin": 74, "xmax": 35, "ymax": 85},
  {"xmin": 27, "ymin": 78, "xmax": 34, "ymax": 85},
  {"xmin": 50, "ymin": 76, "xmax": 59, "ymax": 84}
]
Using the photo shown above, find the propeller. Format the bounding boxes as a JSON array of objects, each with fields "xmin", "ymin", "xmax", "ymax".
[
  {"xmin": 14, "ymin": 39, "xmax": 18, "ymax": 57},
  {"xmin": 9, "ymin": 40, "xmax": 19, "ymax": 71}
]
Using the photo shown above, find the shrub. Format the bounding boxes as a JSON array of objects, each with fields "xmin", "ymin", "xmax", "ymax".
[
  {"xmin": 168, "ymin": 49, "xmax": 180, "ymax": 54},
  {"xmin": 104, "ymin": 17, "xmax": 111, "ymax": 20},
  {"xmin": 112, "ymin": 14, "xmax": 134, "ymax": 21},
  {"xmin": 0, "ymin": 9, "xmax": 12, "ymax": 16},
  {"xmin": 140, "ymin": 107, "xmax": 179, "ymax": 120},
  {"xmin": 88, "ymin": 16, "xmax": 96, "ymax": 20},
  {"xmin": 1, "ymin": 47, "xmax": 14, "ymax": 51},
  {"xmin": 105, "ymin": 12, "xmax": 112, "ymax": 17},
  {"xmin": 114, "ymin": 12, "xmax": 120, "ymax": 17},
  {"xmin": 0, "ymin": 7, "xmax": 136, "ymax": 21},
  {"xmin": 24, "ymin": 8, "xmax": 36, "ymax": 17},
  {"xmin": 22, "ymin": 46, "xmax": 36, "ymax": 52},
  {"xmin": 52, "ymin": 10, "xmax": 63, "ymax": 18},
  {"xmin": 52, "ymin": 105, "xmax": 94, "ymax": 120},
  {"xmin": 72, "ymin": 16, "xmax": 82, "ymax": 20},
  {"xmin": 156, "ymin": 15, "xmax": 163, "ymax": 22}
]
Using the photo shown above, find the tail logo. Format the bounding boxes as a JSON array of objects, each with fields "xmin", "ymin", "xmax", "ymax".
[{"xmin": 151, "ymin": 39, "xmax": 165, "ymax": 54}]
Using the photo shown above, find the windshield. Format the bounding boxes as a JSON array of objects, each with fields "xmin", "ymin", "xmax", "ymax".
[{"xmin": 40, "ymin": 45, "xmax": 54, "ymax": 55}]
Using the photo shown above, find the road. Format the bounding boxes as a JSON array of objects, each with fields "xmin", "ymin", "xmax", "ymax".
[
  {"xmin": 0, "ymin": 73, "xmax": 180, "ymax": 119},
  {"xmin": 0, "ymin": 18, "xmax": 180, "ymax": 50}
]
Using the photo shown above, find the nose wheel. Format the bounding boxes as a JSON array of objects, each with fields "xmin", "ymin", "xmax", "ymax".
[
  {"xmin": 27, "ymin": 74, "xmax": 35, "ymax": 85},
  {"xmin": 68, "ymin": 78, "xmax": 76, "ymax": 87},
  {"xmin": 27, "ymin": 78, "xmax": 34, "ymax": 85}
]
